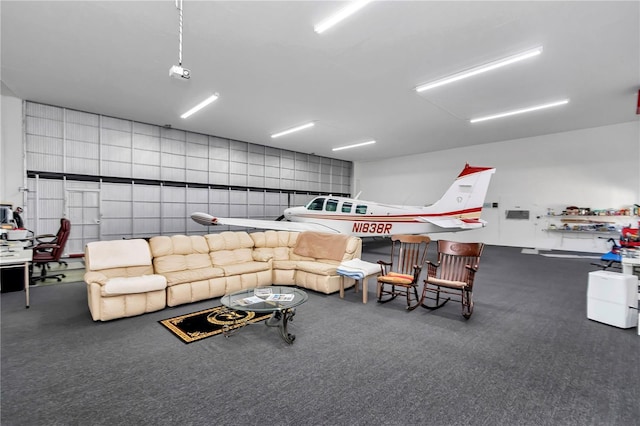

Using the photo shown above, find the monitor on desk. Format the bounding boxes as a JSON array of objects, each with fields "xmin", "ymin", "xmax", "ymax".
[{"xmin": 0, "ymin": 205, "xmax": 13, "ymax": 225}]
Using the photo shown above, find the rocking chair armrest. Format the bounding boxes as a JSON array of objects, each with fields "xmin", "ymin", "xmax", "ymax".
[
  {"xmin": 377, "ymin": 260, "xmax": 391, "ymax": 274},
  {"xmin": 426, "ymin": 260, "xmax": 440, "ymax": 276},
  {"xmin": 465, "ymin": 264, "xmax": 479, "ymax": 273}
]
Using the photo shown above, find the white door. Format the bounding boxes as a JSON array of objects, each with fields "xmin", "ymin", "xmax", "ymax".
[{"xmin": 66, "ymin": 190, "xmax": 101, "ymax": 255}]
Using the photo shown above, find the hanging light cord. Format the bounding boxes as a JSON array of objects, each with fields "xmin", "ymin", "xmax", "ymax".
[{"xmin": 176, "ymin": 0, "xmax": 183, "ymax": 66}]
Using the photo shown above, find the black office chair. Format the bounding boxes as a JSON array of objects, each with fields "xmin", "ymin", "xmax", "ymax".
[{"xmin": 31, "ymin": 218, "xmax": 71, "ymax": 283}]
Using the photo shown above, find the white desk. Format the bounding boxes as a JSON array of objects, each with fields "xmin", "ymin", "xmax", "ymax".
[
  {"xmin": 0, "ymin": 249, "xmax": 32, "ymax": 308},
  {"xmin": 621, "ymin": 256, "xmax": 640, "ymax": 276},
  {"xmin": 620, "ymin": 257, "xmax": 640, "ymax": 335}
]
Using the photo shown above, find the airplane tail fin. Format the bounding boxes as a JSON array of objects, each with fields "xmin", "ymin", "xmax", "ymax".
[{"xmin": 427, "ymin": 164, "xmax": 496, "ymax": 221}]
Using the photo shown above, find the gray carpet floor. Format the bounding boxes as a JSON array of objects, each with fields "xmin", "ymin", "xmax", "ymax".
[{"xmin": 1, "ymin": 242, "xmax": 639, "ymax": 426}]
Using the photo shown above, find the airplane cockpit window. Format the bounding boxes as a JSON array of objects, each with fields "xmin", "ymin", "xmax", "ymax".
[
  {"xmin": 326, "ymin": 199, "xmax": 338, "ymax": 212},
  {"xmin": 355, "ymin": 204, "xmax": 367, "ymax": 214},
  {"xmin": 307, "ymin": 197, "xmax": 325, "ymax": 211},
  {"xmin": 342, "ymin": 202, "xmax": 352, "ymax": 213}
]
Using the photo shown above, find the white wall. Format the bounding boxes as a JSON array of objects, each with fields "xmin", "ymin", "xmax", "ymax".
[
  {"xmin": 353, "ymin": 121, "xmax": 640, "ymax": 253},
  {"xmin": 0, "ymin": 94, "xmax": 25, "ymax": 209}
]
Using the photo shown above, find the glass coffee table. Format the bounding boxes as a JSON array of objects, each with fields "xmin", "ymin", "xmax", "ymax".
[{"xmin": 220, "ymin": 286, "xmax": 308, "ymax": 344}]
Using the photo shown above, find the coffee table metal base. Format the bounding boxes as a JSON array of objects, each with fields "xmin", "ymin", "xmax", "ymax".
[
  {"xmin": 213, "ymin": 306, "xmax": 297, "ymax": 344},
  {"xmin": 264, "ymin": 308, "xmax": 296, "ymax": 344}
]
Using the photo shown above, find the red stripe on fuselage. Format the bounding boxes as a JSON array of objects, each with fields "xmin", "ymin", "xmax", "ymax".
[{"xmin": 292, "ymin": 207, "xmax": 482, "ymax": 222}]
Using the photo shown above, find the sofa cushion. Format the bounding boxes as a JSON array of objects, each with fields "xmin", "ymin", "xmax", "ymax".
[
  {"xmin": 250, "ymin": 230, "xmax": 299, "ymax": 248},
  {"xmin": 219, "ymin": 261, "xmax": 271, "ymax": 277},
  {"xmin": 295, "ymin": 261, "xmax": 338, "ymax": 276},
  {"xmin": 273, "ymin": 260, "xmax": 299, "ymax": 270},
  {"xmin": 161, "ymin": 267, "xmax": 225, "ymax": 286},
  {"xmin": 102, "ymin": 274, "xmax": 167, "ymax": 296},
  {"xmin": 149, "ymin": 235, "xmax": 209, "ymax": 257},
  {"xmin": 86, "ymin": 239, "xmax": 152, "ymax": 271},
  {"xmin": 210, "ymin": 248, "xmax": 254, "ymax": 266},
  {"xmin": 206, "ymin": 231, "xmax": 254, "ymax": 251}
]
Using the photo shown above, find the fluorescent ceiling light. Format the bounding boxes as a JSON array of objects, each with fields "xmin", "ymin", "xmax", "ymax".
[
  {"xmin": 470, "ymin": 99, "xmax": 570, "ymax": 123},
  {"xmin": 314, "ymin": 0, "xmax": 373, "ymax": 34},
  {"xmin": 415, "ymin": 46, "xmax": 543, "ymax": 93},
  {"xmin": 180, "ymin": 93, "xmax": 219, "ymax": 119},
  {"xmin": 332, "ymin": 140, "xmax": 376, "ymax": 151},
  {"xmin": 271, "ymin": 122, "xmax": 315, "ymax": 138}
]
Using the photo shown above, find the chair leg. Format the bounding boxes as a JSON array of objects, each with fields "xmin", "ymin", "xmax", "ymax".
[
  {"xmin": 420, "ymin": 284, "xmax": 450, "ymax": 310},
  {"xmin": 462, "ymin": 290, "xmax": 473, "ymax": 319},
  {"xmin": 377, "ymin": 283, "xmax": 398, "ymax": 304},
  {"xmin": 405, "ymin": 285, "xmax": 421, "ymax": 311}
]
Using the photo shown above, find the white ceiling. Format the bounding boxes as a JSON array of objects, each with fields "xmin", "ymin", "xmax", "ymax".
[{"xmin": 1, "ymin": 1, "xmax": 639, "ymax": 163}]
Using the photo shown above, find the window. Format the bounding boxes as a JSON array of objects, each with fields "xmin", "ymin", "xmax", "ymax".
[
  {"xmin": 307, "ymin": 197, "xmax": 325, "ymax": 211},
  {"xmin": 326, "ymin": 199, "xmax": 338, "ymax": 212},
  {"xmin": 341, "ymin": 202, "xmax": 352, "ymax": 213},
  {"xmin": 355, "ymin": 204, "xmax": 367, "ymax": 214}
]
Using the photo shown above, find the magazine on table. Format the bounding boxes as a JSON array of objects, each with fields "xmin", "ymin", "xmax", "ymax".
[
  {"xmin": 266, "ymin": 293, "xmax": 295, "ymax": 302},
  {"xmin": 253, "ymin": 287, "xmax": 273, "ymax": 298},
  {"xmin": 234, "ymin": 295, "xmax": 266, "ymax": 306}
]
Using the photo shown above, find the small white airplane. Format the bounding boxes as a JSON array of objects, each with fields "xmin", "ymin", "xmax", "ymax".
[{"xmin": 191, "ymin": 164, "xmax": 496, "ymax": 237}]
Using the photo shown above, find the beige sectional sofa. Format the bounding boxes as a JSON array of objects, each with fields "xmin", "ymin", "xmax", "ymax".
[
  {"xmin": 84, "ymin": 230, "xmax": 362, "ymax": 321},
  {"xmin": 84, "ymin": 239, "xmax": 168, "ymax": 321}
]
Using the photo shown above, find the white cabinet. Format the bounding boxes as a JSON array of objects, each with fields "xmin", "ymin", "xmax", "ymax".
[{"xmin": 587, "ymin": 271, "xmax": 638, "ymax": 329}]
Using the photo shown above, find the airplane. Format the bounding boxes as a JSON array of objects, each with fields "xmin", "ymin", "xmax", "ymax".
[{"xmin": 191, "ymin": 163, "xmax": 496, "ymax": 237}]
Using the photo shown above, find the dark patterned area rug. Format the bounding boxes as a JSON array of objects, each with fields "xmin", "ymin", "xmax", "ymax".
[{"xmin": 159, "ymin": 306, "xmax": 271, "ymax": 344}]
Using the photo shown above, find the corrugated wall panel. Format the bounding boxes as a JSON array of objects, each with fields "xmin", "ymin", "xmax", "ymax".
[
  {"xmin": 248, "ymin": 205, "xmax": 265, "ymax": 217},
  {"xmin": 229, "ymin": 205, "xmax": 247, "ymax": 217},
  {"xmin": 133, "ymin": 218, "xmax": 160, "ymax": 237},
  {"xmin": 102, "ymin": 116, "xmax": 132, "ymax": 132},
  {"xmin": 102, "ymin": 200, "xmax": 133, "ymax": 218},
  {"xmin": 210, "ymin": 189, "xmax": 229, "ymax": 204},
  {"xmin": 66, "ymin": 122, "xmax": 99, "ymax": 143},
  {"xmin": 162, "ymin": 167, "xmax": 186, "ymax": 182},
  {"xmin": 163, "ymin": 218, "xmax": 186, "ymax": 234},
  {"xmin": 133, "ymin": 184, "xmax": 161, "ymax": 202},
  {"xmin": 186, "ymin": 156, "xmax": 208, "ymax": 171},
  {"xmin": 102, "ymin": 128, "xmax": 132, "ymax": 148},
  {"xmin": 133, "ymin": 202, "xmax": 162, "ymax": 217},
  {"xmin": 26, "ymin": 103, "xmax": 63, "ymax": 120},
  {"xmin": 27, "ymin": 117, "xmax": 63, "ymax": 138},
  {"xmin": 67, "ymin": 157, "xmax": 99, "ymax": 175},
  {"xmin": 161, "ymin": 128, "xmax": 186, "ymax": 143},
  {"xmin": 133, "ymin": 133, "xmax": 160, "ymax": 151},
  {"xmin": 103, "ymin": 144, "xmax": 131, "ymax": 162},
  {"xmin": 103, "ymin": 161, "xmax": 132, "ymax": 178},
  {"xmin": 133, "ymin": 149, "xmax": 160, "ymax": 165},
  {"xmin": 65, "ymin": 109, "xmax": 99, "ymax": 126},
  {"xmin": 133, "ymin": 122, "xmax": 159, "ymax": 137},
  {"xmin": 133, "ymin": 165, "xmax": 160, "ymax": 180},
  {"xmin": 186, "ymin": 170, "xmax": 207, "ymax": 183},
  {"xmin": 66, "ymin": 139, "xmax": 99, "ymax": 160}
]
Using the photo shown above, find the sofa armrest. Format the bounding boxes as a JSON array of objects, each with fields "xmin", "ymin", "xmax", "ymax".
[{"xmin": 84, "ymin": 271, "xmax": 108, "ymax": 285}]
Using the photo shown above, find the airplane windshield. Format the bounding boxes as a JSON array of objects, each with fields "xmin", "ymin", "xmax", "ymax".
[
  {"xmin": 326, "ymin": 199, "xmax": 338, "ymax": 212},
  {"xmin": 307, "ymin": 197, "xmax": 325, "ymax": 211}
]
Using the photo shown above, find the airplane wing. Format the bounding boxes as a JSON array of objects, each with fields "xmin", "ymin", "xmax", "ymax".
[
  {"xmin": 418, "ymin": 217, "xmax": 487, "ymax": 230},
  {"xmin": 190, "ymin": 212, "xmax": 341, "ymax": 234}
]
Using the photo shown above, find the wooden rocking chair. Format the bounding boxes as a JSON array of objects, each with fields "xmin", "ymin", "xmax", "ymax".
[
  {"xmin": 420, "ymin": 240, "xmax": 484, "ymax": 319},
  {"xmin": 377, "ymin": 234, "xmax": 431, "ymax": 310}
]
